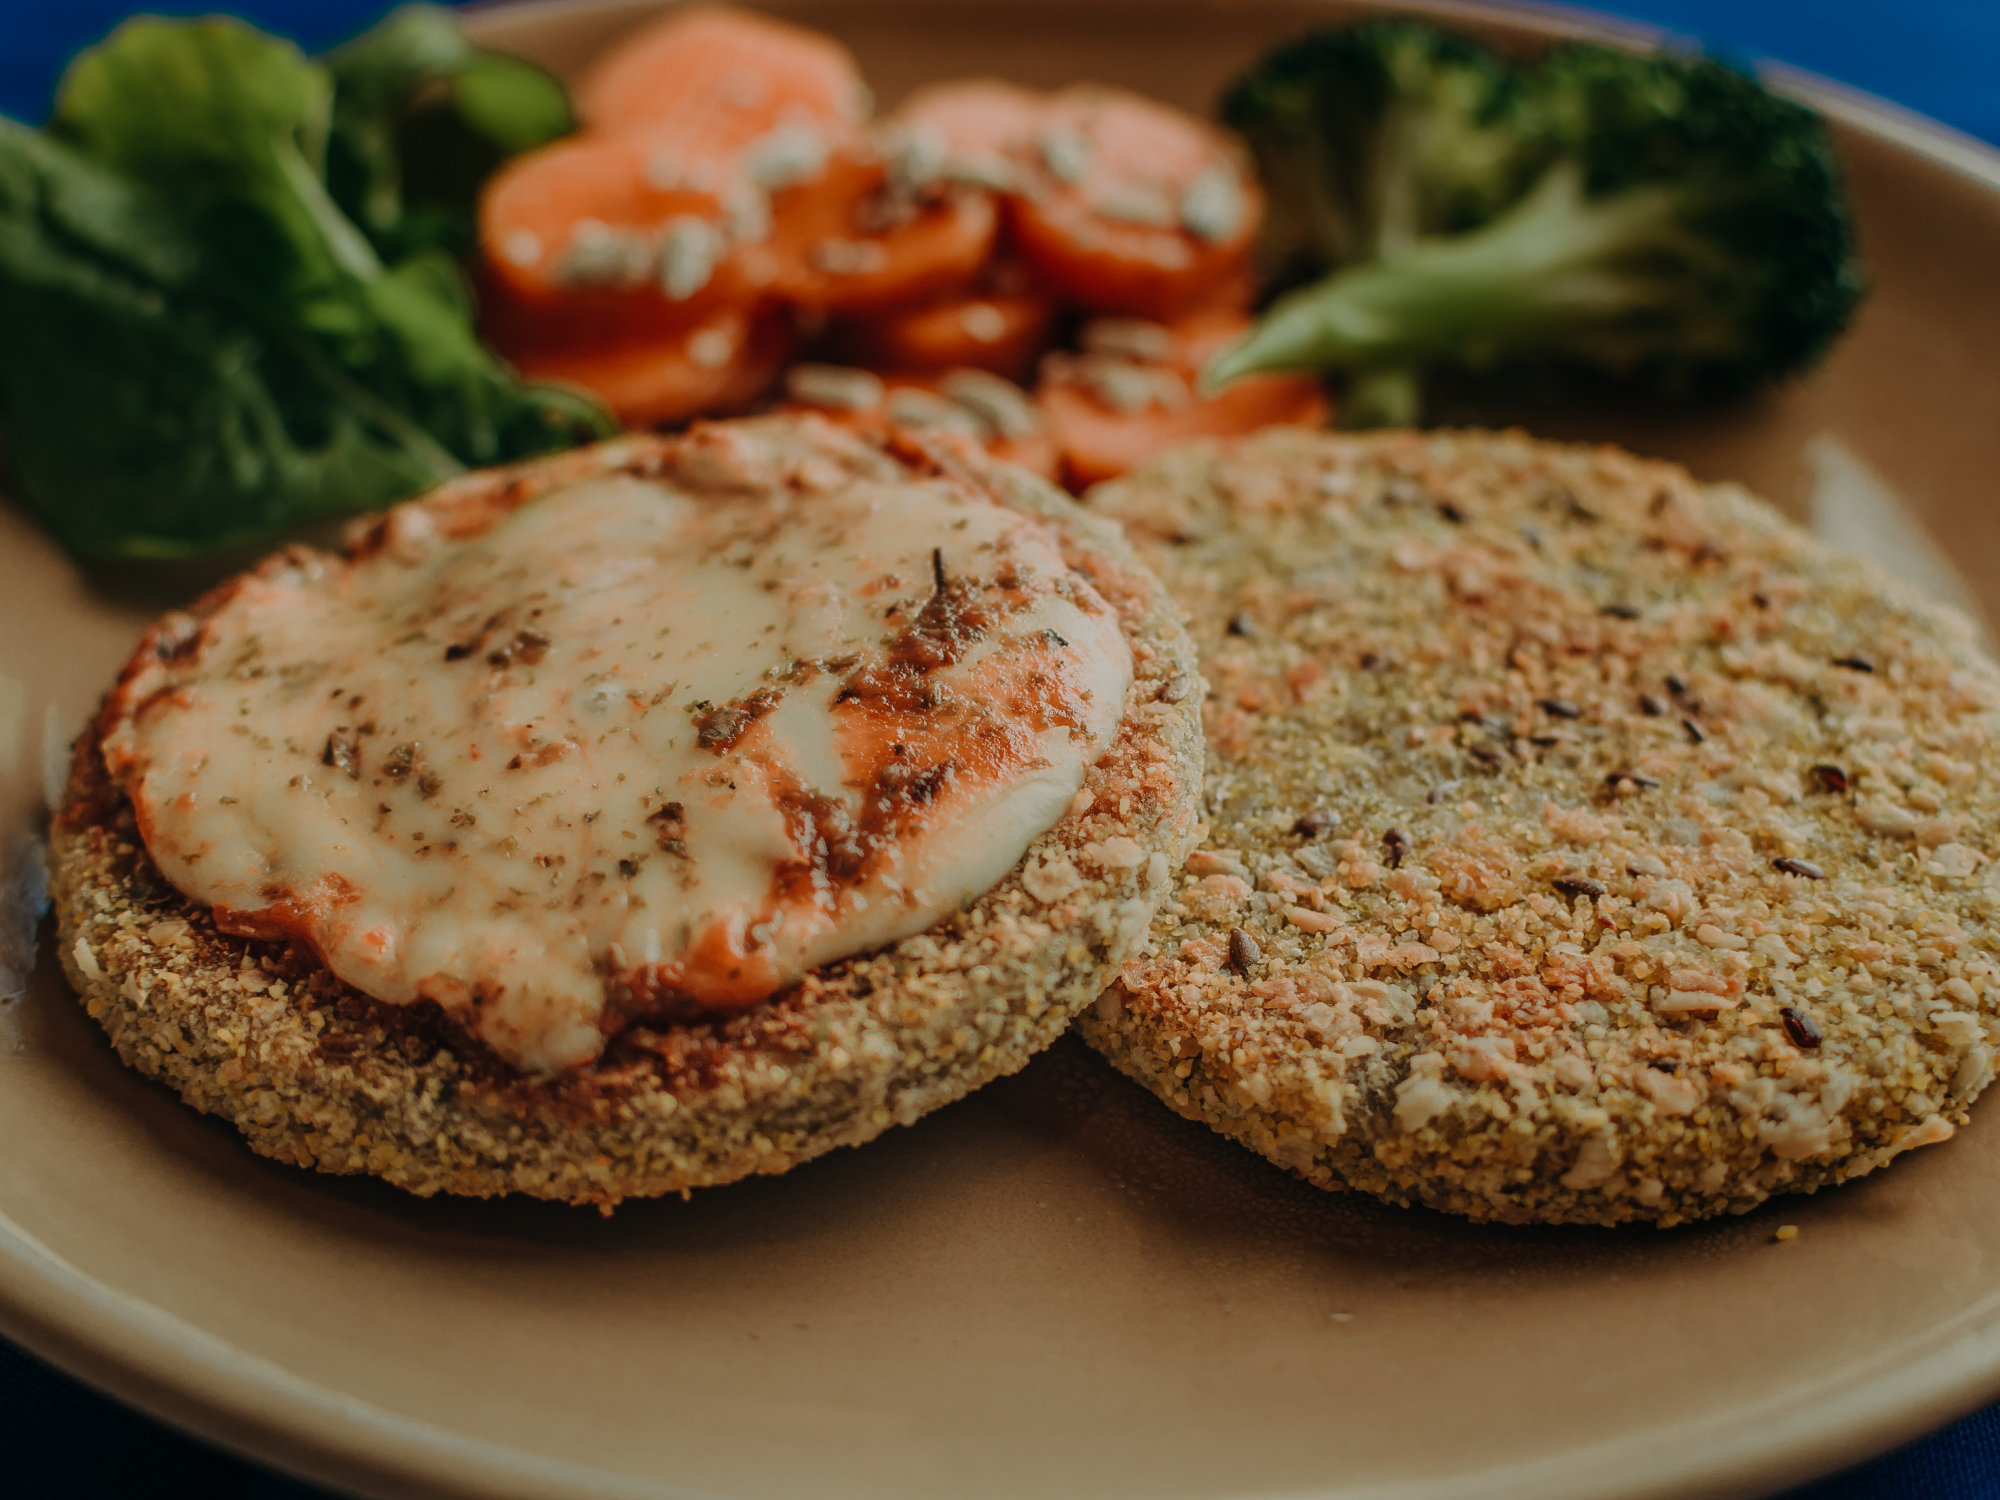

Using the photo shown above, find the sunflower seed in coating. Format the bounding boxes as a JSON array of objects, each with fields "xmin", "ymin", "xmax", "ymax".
[
  {"xmin": 1227, "ymin": 927, "xmax": 1261, "ymax": 974},
  {"xmin": 1773, "ymin": 857, "xmax": 1825, "ymax": 879},
  {"xmin": 1553, "ymin": 876, "xmax": 1606, "ymax": 899},
  {"xmin": 1665, "ymin": 675, "xmax": 1689, "ymax": 697},
  {"xmin": 1780, "ymin": 1006, "xmax": 1824, "ymax": 1049},
  {"xmin": 1538, "ymin": 697, "xmax": 1581, "ymax": 719},
  {"xmin": 1292, "ymin": 810, "xmax": 1337, "ymax": 837},
  {"xmin": 1832, "ymin": 655, "xmax": 1875, "ymax": 672},
  {"xmin": 1295, "ymin": 843, "xmax": 1336, "ymax": 879},
  {"xmin": 1682, "ymin": 717, "xmax": 1704, "ymax": 744},
  {"xmin": 1600, "ymin": 603, "xmax": 1640, "ymax": 619},
  {"xmin": 1810, "ymin": 765, "xmax": 1849, "ymax": 794},
  {"xmin": 1382, "ymin": 827, "xmax": 1409, "ymax": 868},
  {"xmin": 1470, "ymin": 744, "xmax": 1503, "ymax": 766},
  {"xmin": 1437, "ymin": 501, "xmax": 1467, "ymax": 524},
  {"xmin": 1638, "ymin": 693, "xmax": 1666, "ymax": 716},
  {"xmin": 1155, "ymin": 675, "xmax": 1194, "ymax": 704},
  {"xmin": 1225, "ymin": 612, "xmax": 1257, "ymax": 638}
]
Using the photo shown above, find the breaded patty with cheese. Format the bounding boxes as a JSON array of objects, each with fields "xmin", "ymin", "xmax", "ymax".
[{"xmin": 52, "ymin": 415, "xmax": 1203, "ymax": 1208}]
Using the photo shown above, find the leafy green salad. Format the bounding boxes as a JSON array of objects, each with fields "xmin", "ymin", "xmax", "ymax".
[{"xmin": 0, "ymin": 4, "xmax": 613, "ymax": 560}]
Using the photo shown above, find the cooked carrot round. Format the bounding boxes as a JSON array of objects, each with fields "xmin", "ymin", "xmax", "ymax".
[
  {"xmin": 479, "ymin": 131, "xmax": 750, "ymax": 339},
  {"xmin": 775, "ymin": 366, "xmax": 1059, "ymax": 480},
  {"xmin": 579, "ymin": 3, "xmax": 869, "ymax": 148},
  {"xmin": 506, "ymin": 303, "xmax": 795, "ymax": 429},
  {"xmin": 1038, "ymin": 310, "xmax": 1329, "ymax": 488},
  {"xmin": 824, "ymin": 272, "xmax": 1058, "ymax": 380},
  {"xmin": 1008, "ymin": 86, "xmax": 1262, "ymax": 320},
  {"xmin": 980, "ymin": 428, "xmax": 1061, "ymax": 482},
  {"xmin": 890, "ymin": 77, "xmax": 1046, "ymax": 189},
  {"xmin": 750, "ymin": 145, "xmax": 999, "ymax": 315}
]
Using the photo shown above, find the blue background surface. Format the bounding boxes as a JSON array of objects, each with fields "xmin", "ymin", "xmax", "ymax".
[{"xmin": 4, "ymin": 1, "xmax": 2000, "ymax": 1495}]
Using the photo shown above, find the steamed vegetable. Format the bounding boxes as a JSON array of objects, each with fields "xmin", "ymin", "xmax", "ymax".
[
  {"xmin": 1224, "ymin": 22, "xmax": 1535, "ymax": 282},
  {"xmin": 326, "ymin": 2, "xmax": 576, "ymax": 260},
  {"xmin": 1039, "ymin": 310, "xmax": 1331, "ymax": 489},
  {"xmin": 1211, "ymin": 24, "xmax": 1867, "ymax": 425},
  {"xmin": 0, "ymin": 8, "xmax": 608, "ymax": 561}
]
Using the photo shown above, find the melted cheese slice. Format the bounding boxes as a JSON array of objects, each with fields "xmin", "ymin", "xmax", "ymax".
[{"xmin": 103, "ymin": 465, "xmax": 1131, "ymax": 1072}]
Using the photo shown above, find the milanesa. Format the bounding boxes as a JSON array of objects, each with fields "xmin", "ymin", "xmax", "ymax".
[
  {"xmin": 54, "ymin": 415, "xmax": 1203, "ymax": 1205},
  {"xmin": 1083, "ymin": 426, "xmax": 2000, "ymax": 1227}
]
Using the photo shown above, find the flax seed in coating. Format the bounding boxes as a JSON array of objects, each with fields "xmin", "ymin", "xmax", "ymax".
[
  {"xmin": 1227, "ymin": 927, "xmax": 1261, "ymax": 974},
  {"xmin": 1781, "ymin": 1007, "xmax": 1825, "ymax": 1049}
]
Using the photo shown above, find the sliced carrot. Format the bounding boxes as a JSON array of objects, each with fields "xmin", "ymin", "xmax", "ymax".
[
  {"xmin": 890, "ymin": 78, "xmax": 1047, "ymax": 189},
  {"xmin": 820, "ymin": 261, "xmax": 1058, "ymax": 380},
  {"xmin": 748, "ymin": 144, "xmax": 999, "ymax": 315},
  {"xmin": 1184, "ymin": 260, "xmax": 1261, "ymax": 318},
  {"xmin": 774, "ymin": 365, "xmax": 1058, "ymax": 481},
  {"xmin": 579, "ymin": 4, "xmax": 868, "ymax": 148},
  {"xmin": 506, "ymin": 303, "xmax": 795, "ymax": 429},
  {"xmin": 1007, "ymin": 86, "xmax": 1262, "ymax": 321},
  {"xmin": 1038, "ymin": 310, "xmax": 1329, "ymax": 489},
  {"xmin": 479, "ymin": 131, "xmax": 751, "ymax": 344}
]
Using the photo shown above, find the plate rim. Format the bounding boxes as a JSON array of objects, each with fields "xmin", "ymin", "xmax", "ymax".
[{"xmin": 8, "ymin": 2, "xmax": 2000, "ymax": 1497}]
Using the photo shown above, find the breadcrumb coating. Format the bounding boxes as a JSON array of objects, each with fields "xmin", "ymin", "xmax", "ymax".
[
  {"xmin": 1082, "ymin": 426, "xmax": 2000, "ymax": 1227},
  {"xmin": 52, "ymin": 418, "xmax": 1204, "ymax": 1208}
]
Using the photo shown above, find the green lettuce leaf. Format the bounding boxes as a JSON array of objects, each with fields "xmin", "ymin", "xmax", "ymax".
[
  {"xmin": 326, "ymin": 3, "xmax": 572, "ymax": 259},
  {"xmin": 0, "ymin": 14, "xmax": 611, "ymax": 561}
]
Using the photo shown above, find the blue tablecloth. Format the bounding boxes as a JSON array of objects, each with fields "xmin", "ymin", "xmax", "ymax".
[{"xmin": 4, "ymin": 2, "xmax": 1999, "ymax": 1496}]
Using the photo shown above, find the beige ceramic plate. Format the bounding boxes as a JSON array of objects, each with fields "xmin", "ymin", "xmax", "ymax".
[{"xmin": 7, "ymin": 3, "xmax": 2000, "ymax": 1497}]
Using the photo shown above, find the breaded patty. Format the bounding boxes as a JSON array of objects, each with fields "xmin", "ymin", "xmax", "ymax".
[
  {"xmin": 1082, "ymin": 426, "xmax": 2000, "ymax": 1227},
  {"xmin": 52, "ymin": 418, "xmax": 1204, "ymax": 1209}
]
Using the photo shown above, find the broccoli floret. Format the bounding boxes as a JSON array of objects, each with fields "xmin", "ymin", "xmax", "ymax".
[
  {"xmin": 1220, "ymin": 20, "xmax": 1541, "ymax": 424},
  {"xmin": 1210, "ymin": 33, "xmax": 1867, "ymax": 424},
  {"xmin": 1222, "ymin": 20, "xmax": 1535, "ymax": 278}
]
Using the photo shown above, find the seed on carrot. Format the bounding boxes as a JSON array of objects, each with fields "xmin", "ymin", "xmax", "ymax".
[
  {"xmin": 504, "ymin": 303, "xmax": 794, "ymax": 428},
  {"xmin": 749, "ymin": 144, "xmax": 1000, "ymax": 315},
  {"xmin": 775, "ymin": 365, "xmax": 1058, "ymax": 480},
  {"xmin": 821, "ymin": 261, "xmax": 1057, "ymax": 380},
  {"xmin": 1038, "ymin": 309, "xmax": 1329, "ymax": 488},
  {"xmin": 478, "ymin": 131, "xmax": 753, "ymax": 341},
  {"xmin": 890, "ymin": 77, "xmax": 1048, "ymax": 192},
  {"xmin": 1007, "ymin": 86, "xmax": 1262, "ymax": 319}
]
